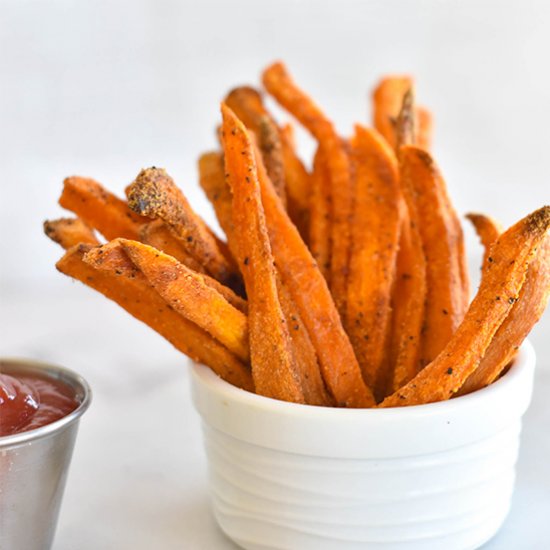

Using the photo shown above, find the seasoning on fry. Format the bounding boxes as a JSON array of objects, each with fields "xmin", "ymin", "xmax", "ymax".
[
  {"xmin": 221, "ymin": 103, "xmax": 304, "ymax": 404},
  {"xmin": 381, "ymin": 206, "xmax": 550, "ymax": 407}
]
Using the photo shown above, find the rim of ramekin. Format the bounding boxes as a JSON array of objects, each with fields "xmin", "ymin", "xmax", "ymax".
[{"xmin": 191, "ymin": 340, "xmax": 535, "ymax": 419}]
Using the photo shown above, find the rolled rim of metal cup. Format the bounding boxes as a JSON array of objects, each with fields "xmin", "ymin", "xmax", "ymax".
[{"xmin": 0, "ymin": 357, "xmax": 92, "ymax": 448}]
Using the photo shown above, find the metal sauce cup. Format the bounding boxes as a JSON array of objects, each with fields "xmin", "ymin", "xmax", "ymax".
[{"xmin": 0, "ymin": 358, "xmax": 91, "ymax": 550}]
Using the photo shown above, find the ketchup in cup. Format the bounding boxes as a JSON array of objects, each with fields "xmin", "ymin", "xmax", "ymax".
[
  {"xmin": 0, "ymin": 371, "xmax": 79, "ymax": 436},
  {"xmin": 1, "ymin": 359, "xmax": 91, "ymax": 550}
]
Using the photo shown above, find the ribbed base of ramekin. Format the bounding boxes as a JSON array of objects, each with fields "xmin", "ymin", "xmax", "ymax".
[
  {"xmin": 192, "ymin": 344, "xmax": 535, "ymax": 550},
  {"xmin": 203, "ymin": 422, "xmax": 519, "ymax": 550}
]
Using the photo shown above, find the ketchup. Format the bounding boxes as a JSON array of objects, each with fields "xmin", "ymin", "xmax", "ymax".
[{"xmin": 0, "ymin": 372, "xmax": 79, "ymax": 437}]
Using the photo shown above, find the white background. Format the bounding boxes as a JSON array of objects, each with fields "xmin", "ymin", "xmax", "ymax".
[{"xmin": 1, "ymin": 1, "xmax": 549, "ymax": 549}]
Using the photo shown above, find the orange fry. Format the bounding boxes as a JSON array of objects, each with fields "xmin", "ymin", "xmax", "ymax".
[
  {"xmin": 126, "ymin": 167, "xmax": 239, "ymax": 289},
  {"xmin": 309, "ymin": 147, "xmax": 331, "ymax": 282},
  {"xmin": 387, "ymin": 98, "xmax": 444, "ymax": 393},
  {"xmin": 346, "ymin": 126, "xmax": 400, "ymax": 397},
  {"xmin": 225, "ymin": 86, "xmax": 286, "ymax": 205},
  {"xmin": 59, "ymin": 176, "xmax": 147, "ymax": 240},
  {"xmin": 139, "ymin": 220, "xmax": 246, "ymax": 313},
  {"xmin": 280, "ymin": 124, "xmax": 311, "ymax": 240},
  {"xmin": 456, "ymin": 224, "xmax": 471, "ymax": 315},
  {"xmin": 225, "ymin": 87, "xmax": 267, "ymax": 131},
  {"xmin": 198, "ymin": 151, "xmax": 236, "ymax": 246},
  {"xmin": 466, "ymin": 213, "xmax": 504, "ymax": 271},
  {"xmin": 44, "ymin": 217, "xmax": 99, "ymax": 249},
  {"xmin": 201, "ymin": 278, "xmax": 247, "ymax": 314},
  {"xmin": 140, "ymin": 220, "xmax": 206, "ymax": 273},
  {"xmin": 262, "ymin": 61, "xmax": 352, "ymax": 317},
  {"xmin": 388, "ymin": 213, "xmax": 417, "ymax": 393},
  {"xmin": 276, "ymin": 276, "xmax": 332, "ymax": 406},
  {"xmin": 251, "ymin": 128, "xmax": 376, "ymax": 408},
  {"xmin": 395, "ymin": 88, "xmax": 416, "ymax": 150},
  {"xmin": 417, "ymin": 107, "xmax": 433, "ymax": 150},
  {"xmin": 221, "ymin": 104, "xmax": 304, "ymax": 404},
  {"xmin": 110, "ymin": 239, "xmax": 249, "ymax": 363},
  {"xmin": 58, "ymin": 243, "xmax": 253, "ymax": 390},
  {"xmin": 372, "ymin": 76, "xmax": 433, "ymax": 150},
  {"xmin": 206, "ymin": 227, "xmax": 238, "ymax": 269},
  {"xmin": 458, "ymin": 235, "xmax": 550, "ymax": 395},
  {"xmin": 373, "ymin": 76, "xmax": 412, "ymax": 149},
  {"xmin": 400, "ymin": 146, "xmax": 469, "ymax": 367},
  {"xmin": 389, "ymin": 159, "xmax": 428, "ymax": 392},
  {"xmin": 387, "ymin": 90, "xmax": 426, "ymax": 394},
  {"xmin": 381, "ymin": 206, "xmax": 550, "ymax": 407}
]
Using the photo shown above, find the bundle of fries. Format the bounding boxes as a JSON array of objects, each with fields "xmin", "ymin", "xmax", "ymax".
[{"xmin": 44, "ymin": 62, "xmax": 550, "ymax": 408}]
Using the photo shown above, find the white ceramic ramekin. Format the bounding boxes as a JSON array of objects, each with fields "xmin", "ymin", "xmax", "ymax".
[{"xmin": 191, "ymin": 341, "xmax": 535, "ymax": 550}]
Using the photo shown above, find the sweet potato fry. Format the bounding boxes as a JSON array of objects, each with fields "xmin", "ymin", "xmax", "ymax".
[
  {"xmin": 84, "ymin": 238, "xmax": 246, "ymax": 314},
  {"xmin": 399, "ymin": 146, "xmax": 469, "ymax": 366},
  {"xmin": 198, "ymin": 151, "xmax": 235, "ymax": 246},
  {"xmin": 249, "ymin": 127, "xmax": 376, "ymax": 408},
  {"xmin": 139, "ymin": 221, "xmax": 246, "ymax": 312},
  {"xmin": 395, "ymin": 88, "xmax": 416, "ymax": 150},
  {"xmin": 256, "ymin": 117, "xmax": 287, "ymax": 205},
  {"xmin": 44, "ymin": 217, "xmax": 99, "ymax": 249},
  {"xmin": 140, "ymin": 220, "xmax": 206, "ymax": 273},
  {"xmin": 466, "ymin": 213, "xmax": 503, "ymax": 271},
  {"xmin": 262, "ymin": 61, "xmax": 352, "ymax": 316},
  {"xmin": 373, "ymin": 76, "xmax": 413, "ymax": 149},
  {"xmin": 59, "ymin": 176, "xmax": 147, "ymax": 240},
  {"xmin": 81, "ymin": 240, "xmax": 140, "ymax": 277},
  {"xmin": 109, "ymin": 239, "xmax": 249, "ymax": 362},
  {"xmin": 385, "ymin": 99, "xmax": 442, "ymax": 394},
  {"xmin": 458, "ymin": 235, "xmax": 550, "ymax": 395},
  {"xmin": 372, "ymin": 76, "xmax": 433, "ymax": 150},
  {"xmin": 381, "ymin": 206, "xmax": 550, "ymax": 407},
  {"xmin": 221, "ymin": 104, "xmax": 304, "ymax": 403},
  {"xmin": 207, "ymin": 228, "xmax": 238, "ymax": 269},
  {"xmin": 346, "ymin": 126, "xmax": 400, "ymax": 397},
  {"xmin": 126, "ymin": 167, "xmax": 240, "ymax": 289},
  {"xmin": 224, "ymin": 87, "xmax": 266, "ymax": 131},
  {"xmin": 197, "ymin": 153, "xmax": 244, "ymax": 298},
  {"xmin": 309, "ymin": 147, "xmax": 331, "ymax": 282},
  {"xmin": 395, "ymin": 84, "xmax": 470, "ymax": 311},
  {"xmin": 417, "ymin": 107, "xmax": 433, "ymax": 150},
  {"xmin": 140, "ymin": 207, "xmax": 237, "ymax": 281},
  {"xmin": 386, "ymin": 91, "xmax": 425, "ymax": 394},
  {"xmin": 388, "ymin": 212, "xmax": 419, "ymax": 393},
  {"xmin": 390, "ymin": 83, "xmax": 434, "ymax": 153},
  {"xmin": 389, "ymin": 155, "xmax": 428, "ymax": 393},
  {"xmin": 225, "ymin": 86, "xmax": 286, "ymax": 204},
  {"xmin": 276, "ymin": 276, "xmax": 332, "ymax": 406},
  {"xmin": 57, "ymin": 243, "xmax": 253, "ymax": 391},
  {"xmin": 203, "ymin": 279, "xmax": 248, "ymax": 315},
  {"xmin": 262, "ymin": 61, "xmax": 332, "ymax": 138},
  {"xmin": 393, "ymin": 91, "xmax": 460, "ymax": 372},
  {"xmin": 280, "ymin": 124, "xmax": 311, "ymax": 240},
  {"xmin": 456, "ymin": 225, "xmax": 471, "ymax": 314}
]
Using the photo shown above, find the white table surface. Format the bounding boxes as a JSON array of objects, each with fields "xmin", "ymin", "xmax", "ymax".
[{"xmin": 1, "ymin": 286, "xmax": 548, "ymax": 550}]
